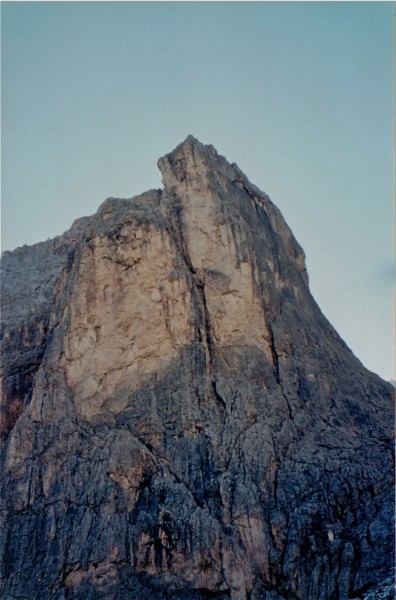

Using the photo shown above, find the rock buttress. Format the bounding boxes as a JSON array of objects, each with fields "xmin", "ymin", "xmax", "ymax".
[{"xmin": 0, "ymin": 137, "xmax": 394, "ymax": 600}]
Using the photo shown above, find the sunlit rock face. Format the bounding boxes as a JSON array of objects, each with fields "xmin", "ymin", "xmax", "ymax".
[{"xmin": 0, "ymin": 136, "xmax": 393, "ymax": 600}]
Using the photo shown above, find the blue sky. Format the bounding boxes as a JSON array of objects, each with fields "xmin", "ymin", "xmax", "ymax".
[{"xmin": 1, "ymin": 2, "xmax": 394, "ymax": 380}]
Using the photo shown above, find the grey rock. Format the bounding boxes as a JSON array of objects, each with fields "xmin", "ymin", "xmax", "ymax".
[{"xmin": 0, "ymin": 136, "xmax": 394, "ymax": 600}]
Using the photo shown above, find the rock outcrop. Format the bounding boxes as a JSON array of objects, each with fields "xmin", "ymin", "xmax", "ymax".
[{"xmin": 0, "ymin": 136, "xmax": 394, "ymax": 600}]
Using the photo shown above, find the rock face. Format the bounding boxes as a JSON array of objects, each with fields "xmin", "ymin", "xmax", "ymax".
[{"xmin": 0, "ymin": 136, "xmax": 394, "ymax": 600}]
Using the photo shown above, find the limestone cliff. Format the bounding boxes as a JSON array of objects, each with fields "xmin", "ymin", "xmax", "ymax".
[{"xmin": 0, "ymin": 136, "xmax": 394, "ymax": 599}]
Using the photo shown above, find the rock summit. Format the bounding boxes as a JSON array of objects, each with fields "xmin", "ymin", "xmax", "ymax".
[{"xmin": 1, "ymin": 137, "xmax": 394, "ymax": 599}]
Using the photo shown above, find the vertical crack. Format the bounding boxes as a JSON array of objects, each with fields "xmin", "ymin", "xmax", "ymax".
[
  {"xmin": 164, "ymin": 192, "xmax": 226, "ymax": 411},
  {"xmin": 269, "ymin": 325, "xmax": 280, "ymax": 385},
  {"xmin": 212, "ymin": 380, "xmax": 226, "ymax": 411},
  {"xmin": 269, "ymin": 324, "xmax": 292, "ymax": 420}
]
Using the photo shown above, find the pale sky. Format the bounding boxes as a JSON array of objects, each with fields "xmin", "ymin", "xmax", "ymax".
[{"xmin": 1, "ymin": 2, "xmax": 394, "ymax": 381}]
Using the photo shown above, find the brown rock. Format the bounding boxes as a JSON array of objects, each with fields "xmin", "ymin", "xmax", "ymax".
[{"xmin": 0, "ymin": 136, "xmax": 393, "ymax": 600}]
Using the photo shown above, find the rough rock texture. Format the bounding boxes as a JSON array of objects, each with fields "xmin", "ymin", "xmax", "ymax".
[
  {"xmin": 360, "ymin": 579, "xmax": 394, "ymax": 600},
  {"xmin": 0, "ymin": 136, "xmax": 394, "ymax": 600}
]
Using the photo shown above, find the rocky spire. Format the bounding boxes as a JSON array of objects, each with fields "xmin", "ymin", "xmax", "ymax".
[{"xmin": 0, "ymin": 138, "xmax": 393, "ymax": 600}]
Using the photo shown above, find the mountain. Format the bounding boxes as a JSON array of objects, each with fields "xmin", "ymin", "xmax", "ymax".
[{"xmin": 0, "ymin": 136, "xmax": 394, "ymax": 600}]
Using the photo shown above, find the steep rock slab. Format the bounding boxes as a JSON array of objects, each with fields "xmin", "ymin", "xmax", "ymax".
[{"xmin": 0, "ymin": 137, "xmax": 394, "ymax": 600}]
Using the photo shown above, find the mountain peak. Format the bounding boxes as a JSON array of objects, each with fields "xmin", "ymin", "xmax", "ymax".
[
  {"xmin": 1, "ymin": 138, "xmax": 393, "ymax": 600},
  {"xmin": 183, "ymin": 133, "xmax": 203, "ymax": 146},
  {"xmin": 159, "ymin": 135, "xmax": 217, "ymax": 186},
  {"xmin": 175, "ymin": 134, "xmax": 210, "ymax": 152},
  {"xmin": 158, "ymin": 136, "xmax": 242, "ymax": 195}
]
